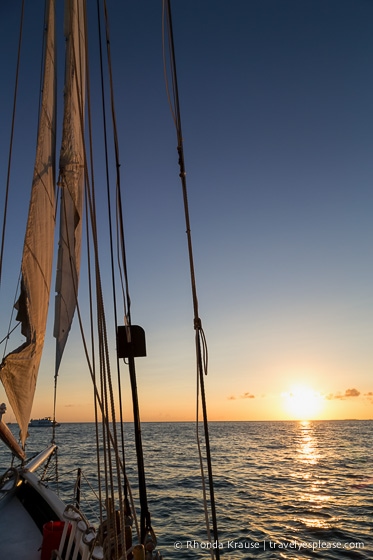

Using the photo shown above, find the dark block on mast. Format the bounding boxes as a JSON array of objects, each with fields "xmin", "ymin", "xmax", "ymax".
[{"xmin": 116, "ymin": 325, "xmax": 146, "ymax": 358}]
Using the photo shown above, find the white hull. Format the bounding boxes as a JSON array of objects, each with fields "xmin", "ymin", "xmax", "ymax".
[
  {"xmin": 0, "ymin": 470, "xmax": 63, "ymax": 560},
  {"xmin": 1, "ymin": 465, "xmax": 102, "ymax": 560},
  {"xmin": 29, "ymin": 419, "xmax": 61, "ymax": 428}
]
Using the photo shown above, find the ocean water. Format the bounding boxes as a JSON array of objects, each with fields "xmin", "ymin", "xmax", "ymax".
[{"xmin": 1, "ymin": 421, "xmax": 372, "ymax": 559}]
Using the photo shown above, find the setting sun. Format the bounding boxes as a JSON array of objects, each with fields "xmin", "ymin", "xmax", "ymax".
[{"xmin": 282, "ymin": 386, "xmax": 324, "ymax": 420}]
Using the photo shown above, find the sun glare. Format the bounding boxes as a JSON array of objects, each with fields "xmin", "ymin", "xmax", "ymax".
[{"xmin": 282, "ymin": 386, "xmax": 324, "ymax": 420}]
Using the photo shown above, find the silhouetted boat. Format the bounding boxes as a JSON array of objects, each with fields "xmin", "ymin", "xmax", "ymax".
[{"xmin": 29, "ymin": 417, "xmax": 61, "ymax": 428}]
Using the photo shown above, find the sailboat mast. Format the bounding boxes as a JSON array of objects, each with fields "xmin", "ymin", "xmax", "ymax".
[{"xmin": 127, "ymin": 355, "xmax": 150, "ymax": 544}]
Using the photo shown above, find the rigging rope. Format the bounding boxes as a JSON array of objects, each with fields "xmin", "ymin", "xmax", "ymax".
[
  {"xmin": 56, "ymin": 0, "xmax": 149, "ymax": 553},
  {"xmin": 79, "ymin": 3, "xmax": 127, "ymax": 555},
  {"xmin": 163, "ymin": 1, "xmax": 220, "ymax": 556},
  {"xmin": 100, "ymin": 0, "xmax": 155, "ymax": 545},
  {"xmin": 95, "ymin": 0, "xmax": 131, "ymax": 529},
  {"xmin": 0, "ymin": 323, "xmax": 20, "ymax": 350},
  {"xmin": 0, "ymin": 0, "xmax": 25, "ymax": 288}
]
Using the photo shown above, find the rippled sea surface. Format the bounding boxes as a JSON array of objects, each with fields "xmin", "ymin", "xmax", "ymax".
[{"xmin": 2, "ymin": 421, "xmax": 372, "ymax": 558}]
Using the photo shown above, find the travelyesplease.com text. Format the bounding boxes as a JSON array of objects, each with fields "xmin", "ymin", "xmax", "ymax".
[{"xmin": 173, "ymin": 539, "xmax": 365, "ymax": 552}]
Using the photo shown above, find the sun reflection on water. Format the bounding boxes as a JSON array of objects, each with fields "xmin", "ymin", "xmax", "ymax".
[
  {"xmin": 295, "ymin": 421, "xmax": 334, "ymax": 530},
  {"xmin": 297, "ymin": 420, "xmax": 319, "ymax": 466}
]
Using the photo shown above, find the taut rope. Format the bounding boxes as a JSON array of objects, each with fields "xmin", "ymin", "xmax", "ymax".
[{"xmin": 163, "ymin": 1, "xmax": 220, "ymax": 557}]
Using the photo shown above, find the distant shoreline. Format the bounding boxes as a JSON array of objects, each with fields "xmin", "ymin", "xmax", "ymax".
[{"xmin": 39, "ymin": 418, "xmax": 371, "ymax": 424}]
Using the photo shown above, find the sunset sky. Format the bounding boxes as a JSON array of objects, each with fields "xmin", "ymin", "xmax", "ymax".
[{"xmin": 0, "ymin": 0, "xmax": 372, "ymax": 425}]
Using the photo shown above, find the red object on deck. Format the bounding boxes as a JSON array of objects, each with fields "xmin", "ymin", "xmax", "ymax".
[{"xmin": 41, "ymin": 521, "xmax": 69, "ymax": 560}]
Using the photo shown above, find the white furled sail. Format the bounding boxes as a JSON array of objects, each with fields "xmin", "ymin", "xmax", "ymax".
[
  {"xmin": 0, "ymin": 0, "xmax": 56, "ymax": 447},
  {"xmin": 54, "ymin": 0, "xmax": 86, "ymax": 373}
]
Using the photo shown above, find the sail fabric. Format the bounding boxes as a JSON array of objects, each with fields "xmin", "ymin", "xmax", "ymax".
[
  {"xmin": 0, "ymin": 0, "xmax": 56, "ymax": 447},
  {"xmin": 54, "ymin": 0, "xmax": 86, "ymax": 373}
]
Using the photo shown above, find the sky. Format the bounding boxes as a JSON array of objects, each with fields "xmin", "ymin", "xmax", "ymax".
[{"xmin": 0, "ymin": 0, "xmax": 372, "ymax": 424}]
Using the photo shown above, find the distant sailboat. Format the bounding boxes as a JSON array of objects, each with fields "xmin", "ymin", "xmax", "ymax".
[{"xmin": 0, "ymin": 1, "xmax": 220, "ymax": 559}]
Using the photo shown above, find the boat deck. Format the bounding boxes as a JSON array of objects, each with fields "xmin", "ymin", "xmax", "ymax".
[{"xmin": 0, "ymin": 495, "xmax": 42, "ymax": 559}]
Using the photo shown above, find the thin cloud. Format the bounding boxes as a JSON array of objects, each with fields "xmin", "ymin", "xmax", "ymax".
[
  {"xmin": 228, "ymin": 392, "xmax": 255, "ymax": 401},
  {"xmin": 345, "ymin": 388, "xmax": 360, "ymax": 397},
  {"xmin": 326, "ymin": 388, "xmax": 361, "ymax": 400}
]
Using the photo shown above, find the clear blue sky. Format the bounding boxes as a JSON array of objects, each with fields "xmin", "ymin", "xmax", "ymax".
[{"xmin": 0, "ymin": 0, "xmax": 372, "ymax": 422}]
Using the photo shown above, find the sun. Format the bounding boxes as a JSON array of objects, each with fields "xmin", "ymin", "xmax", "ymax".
[{"xmin": 282, "ymin": 386, "xmax": 324, "ymax": 420}]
